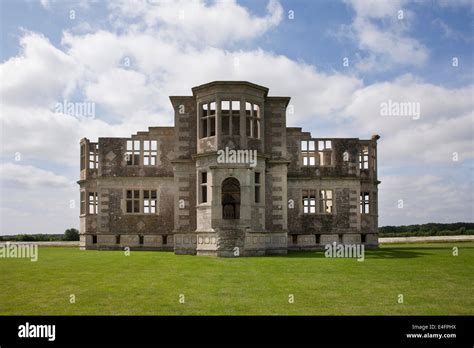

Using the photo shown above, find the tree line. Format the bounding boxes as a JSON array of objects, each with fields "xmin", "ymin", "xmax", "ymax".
[
  {"xmin": 379, "ymin": 222, "xmax": 474, "ymax": 237},
  {"xmin": 0, "ymin": 228, "xmax": 79, "ymax": 242}
]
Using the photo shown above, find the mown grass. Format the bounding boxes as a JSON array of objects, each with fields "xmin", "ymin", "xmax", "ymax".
[{"xmin": 0, "ymin": 243, "xmax": 473, "ymax": 315}]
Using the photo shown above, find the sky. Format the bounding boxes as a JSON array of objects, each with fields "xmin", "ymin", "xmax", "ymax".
[{"xmin": 0, "ymin": 0, "xmax": 473, "ymax": 235}]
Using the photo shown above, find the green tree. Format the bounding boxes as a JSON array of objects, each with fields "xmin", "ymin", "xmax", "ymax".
[{"xmin": 64, "ymin": 228, "xmax": 79, "ymax": 241}]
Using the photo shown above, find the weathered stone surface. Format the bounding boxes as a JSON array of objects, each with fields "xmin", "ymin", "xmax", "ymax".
[
  {"xmin": 320, "ymin": 234, "xmax": 340, "ymax": 245},
  {"xmin": 342, "ymin": 234, "xmax": 361, "ymax": 244}
]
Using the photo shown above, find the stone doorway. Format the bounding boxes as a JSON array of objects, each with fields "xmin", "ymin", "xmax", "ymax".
[{"xmin": 222, "ymin": 177, "xmax": 240, "ymax": 219}]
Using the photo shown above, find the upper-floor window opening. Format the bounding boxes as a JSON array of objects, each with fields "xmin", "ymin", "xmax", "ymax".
[
  {"xmin": 318, "ymin": 140, "xmax": 332, "ymax": 166},
  {"xmin": 301, "ymin": 140, "xmax": 316, "ymax": 166},
  {"xmin": 359, "ymin": 145, "xmax": 369, "ymax": 169},
  {"xmin": 246, "ymin": 102, "xmax": 260, "ymax": 139},
  {"xmin": 126, "ymin": 140, "xmax": 140, "ymax": 166},
  {"xmin": 318, "ymin": 140, "xmax": 331, "ymax": 151},
  {"xmin": 200, "ymin": 101, "xmax": 216, "ymax": 138},
  {"xmin": 144, "ymin": 140, "xmax": 158, "ymax": 166},
  {"xmin": 80, "ymin": 144, "xmax": 86, "ymax": 170},
  {"xmin": 89, "ymin": 144, "xmax": 99, "ymax": 169},
  {"xmin": 88, "ymin": 192, "xmax": 98, "ymax": 214},
  {"xmin": 80, "ymin": 191, "xmax": 86, "ymax": 215},
  {"xmin": 221, "ymin": 100, "xmax": 240, "ymax": 136}
]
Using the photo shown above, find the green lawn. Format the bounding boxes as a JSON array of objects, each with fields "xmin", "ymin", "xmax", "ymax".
[{"xmin": 1, "ymin": 243, "xmax": 473, "ymax": 315}]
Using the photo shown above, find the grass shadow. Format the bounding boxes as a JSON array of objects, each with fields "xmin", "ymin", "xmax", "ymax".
[{"xmin": 280, "ymin": 246, "xmax": 448, "ymax": 259}]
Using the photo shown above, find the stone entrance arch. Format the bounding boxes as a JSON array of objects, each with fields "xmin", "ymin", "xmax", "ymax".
[{"xmin": 221, "ymin": 177, "xmax": 240, "ymax": 219}]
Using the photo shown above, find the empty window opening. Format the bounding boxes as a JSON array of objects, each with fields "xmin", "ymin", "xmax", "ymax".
[
  {"xmin": 360, "ymin": 192, "xmax": 370, "ymax": 214},
  {"xmin": 245, "ymin": 102, "xmax": 260, "ymax": 138},
  {"xmin": 254, "ymin": 172, "xmax": 261, "ymax": 203},
  {"xmin": 222, "ymin": 177, "xmax": 241, "ymax": 219},
  {"xmin": 80, "ymin": 191, "xmax": 86, "ymax": 215},
  {"xmin": 359, "ymin": 145, "xmax": 369, "ymax": 169},
  {"xmin": 139, "ymin": 235, "xmax": 144, "ymax": 245},
  {"xmin": 126, "ymin": 190, "xmax": 140, "ymax": 213},
  {"xmin": 92, "ymin": 235, "xmax": 97, "ymax": 244},
  {"xmin": 318, "ymin": 140, "xmax": 332, "ymax": 166},
  {"xmin": 372, "ymin": 148, "xmax": 377, "ymax": 172},
  {"xmin": 143, "ymin": 140, "xmax": 158, "ymax": 166},
  {"xmin": 318, "ymin": 140, "xmax": 332, "ymax": 151},
  {"xmin": 126, "ymin": 140, "xmax": 140, "ymax": 166},
  {"xmin": 303, "ymin": 189, "xmax": 333, "ymax": 214},
  {"xmin": 143, "ymin": 190, "xmax": 157, "ymax": 214},
  {"xmin": 200, "ymin": 101, "xmax": 216, "ymax": 138},
  {"xmin": 292, "ymin": 235, "xmax": 298, "ymax": 244},
  {"xmin": 116, "ymin": 235, "xmax": 121, "ymax": 244},
  {"xmin": 163, "ymin": 235, "xmax": 168, "ymax": 245},
  {"xmin": 200, "ymin": 172, "xmax": 208, "ymax": 203},
  {"xmin": 221, "ymin": 100, "xmax": 240, "ymax": 136},
  {"xmin": 319, "ymin": 190, "xmax": 333, "ymax": 214},
  {"xmin": 301, "ymin": 140, "xmax": 316, "ymax": 166},
  {"xmin": 302, "ymin": 189, "xmax": 316, "ymax": 214},
  {"xmin": 316, "ymin": 235, "xmax": 321, "ymax": 244},
  {"xmin": 80, "ymin": 144, "xmax": 86, "ymax": 170},
  {"xmin": 88, "ymin": 192, "xmax": 98, "ymax": 215},
  {"xmin": 89, "ymin": 143, "xmax": 99, "ymax": 169},
  {"xmin": 361, "ymin": 234, "xmax": 366, "ymax": 243}
]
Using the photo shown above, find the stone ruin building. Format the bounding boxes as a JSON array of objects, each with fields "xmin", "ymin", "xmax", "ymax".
[{"xmin": 78, "ymin": 81, "xmax": 380, "ymax": 256}]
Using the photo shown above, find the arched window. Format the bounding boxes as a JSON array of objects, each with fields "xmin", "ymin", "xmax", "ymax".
[{"xmin": 221, "ymin": 177, "xmax": 240, "ymax": 219}]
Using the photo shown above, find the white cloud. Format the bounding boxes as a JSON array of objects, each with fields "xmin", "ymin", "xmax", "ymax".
[
  {"xmin": 84, "ymin": 68, "xmax": 156, "ymax": 119},
  {"xmin": 39, "ymin": 0, "xmax": 50, "ymax": 9},
  {"xmin": 380, "ymin": 175, "xmax": 473, "ymax": 225},
  {"xmin": 353, "ymin": 18, "xmax": 428, "ymax": 68},
  {"xmin": 0, "ymin": 164, "xmax": 78, "ymax": 235},
  {"xmin": 0, "ymin": 163, "xmax": 71, "ymax": 188},
  {"xmin": 0, "ymin": 32, "xmax": 80, "ymax": 108},
  {"xmin": 346, "ymin": 0, "xmax": 405, "ymax": 18},
  {"xmin": 108, "ymin": 0, "xmax": 283, "ymax": 46},
  {"xmin": 343, "ymin": 0, "xmax": 429, "ymax": 70},
  {"xmin": 342, "ymin": 75, "xmax": 474, "ymax": 165}
]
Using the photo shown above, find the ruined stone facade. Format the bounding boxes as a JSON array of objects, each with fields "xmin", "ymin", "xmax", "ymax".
[{"xmin": 78, "ymin": 81, "xmax": 380, "ymax": 256}]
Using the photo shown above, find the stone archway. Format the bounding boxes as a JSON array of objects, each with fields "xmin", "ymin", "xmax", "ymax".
[{"xmin": 221, "ymin": 177, "xmax": 240, "ymax": 219}]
